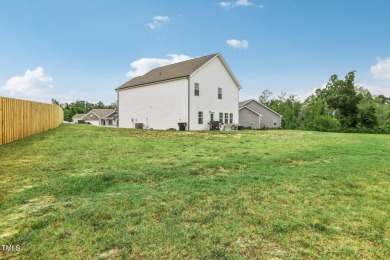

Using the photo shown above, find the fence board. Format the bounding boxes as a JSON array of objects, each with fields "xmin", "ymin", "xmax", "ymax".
[{"xmin": 0, "ymin": 97, "xmax": 63, "ymax": 145}]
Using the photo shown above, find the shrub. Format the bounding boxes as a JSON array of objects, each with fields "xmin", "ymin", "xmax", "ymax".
[
  {"xmin": 312, "ymin": 115, "xmax": 341, "ymax": 132},
  {"xmin": 378, "ymin": 123, "xmax": 390, "ymax": 134},
  {"xmin": 358, "ymin": 105, "xmax": 378, "ymax": 128}
]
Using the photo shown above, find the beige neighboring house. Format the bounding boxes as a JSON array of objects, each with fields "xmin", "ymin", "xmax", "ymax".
[
  {"xmin": 72, "ymin": 109, "xmax": 118, "ymax": 126},
  {"xmin": 72, "ymin": 114, "xmax": 86, "ymax": 124},
  {"xmin": 239, "ymin": 99, "xmax": 282, "ymax": 129}
]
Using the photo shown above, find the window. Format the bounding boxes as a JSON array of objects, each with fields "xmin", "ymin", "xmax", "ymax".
[
  {"xmin": 229, "ymin": 113, "xmax": 233, "ymax": 124},
  {"xmin": 225, "ymin": 113, "xmax": 228, "ymax": 124},
  {"xmin": 218, "ymin": 88, "xmax": 222, "ymax": 99},
  {"xmin": 194, "ymin": 83, "xmax": 199, "ymax": 96},
  {"xmin": 198, "ymin": 111, "xmax": 203, "ymax": 124},
  {"xmin": 219, "ymin": 113, "xmax": 223, "ymax": 123}
]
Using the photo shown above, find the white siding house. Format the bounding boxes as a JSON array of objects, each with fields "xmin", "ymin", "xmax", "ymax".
[
  {"xmin": 72, "ymin": 114, "xmax": 85, "ymax": 124},
  {"xmin": 118, "ymin": 79, "xmax": 188, "ymax": 129},
  {"xmin": 116, "ymin": 53, "xmax": 241, "ymax": 130}
]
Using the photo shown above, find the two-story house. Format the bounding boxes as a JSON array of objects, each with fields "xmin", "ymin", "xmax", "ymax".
[{"xmin": 116, "ymin": 53, "xmax": 241, "ymax": 130}]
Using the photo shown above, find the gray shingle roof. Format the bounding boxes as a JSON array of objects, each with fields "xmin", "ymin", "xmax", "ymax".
[
  {"xmin": 116, "ymin": 53, "xmax": 219, "ymax": 90},
  {"xmin": 239, "ymin": 99, "xmax": 252, "ymax": 108},
  {"xmin": 239, "ymin": 99, "xmax": 282, "ymax": 117},
  {"xmin": 72, "ymin": 114, "xmax": 86, "ymax": 119},
  {"xmin": 90, "ymin": 109, "xmax": 117, "ymax": 118}
]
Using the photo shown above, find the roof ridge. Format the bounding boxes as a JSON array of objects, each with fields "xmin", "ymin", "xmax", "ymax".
[
  {"xmin": 146, "ymin": 53, "xmax": 219, "ymax": 73},
  {"xmin": 116, "ymin": 53, "xmax": 221, "ymax": 90},
  {"xmin": 240, "ymin": 99, "xmax": 282, "ymax": 117}
]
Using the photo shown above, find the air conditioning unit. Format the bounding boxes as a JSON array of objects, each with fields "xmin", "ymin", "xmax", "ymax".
[{"xmin": 135, "ymin": 123, "xmax": 144, "ymax": 129}]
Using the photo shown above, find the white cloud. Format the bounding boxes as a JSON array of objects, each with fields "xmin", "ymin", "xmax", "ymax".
[
  {"xmin": 1, "ymin": 67, "xmax": 53, "ymax": 96},
  {"xmin": 371, "ymin": 57, "xmax": 390, "ymax": 80},
  {"xmin": 226, "ymin": 39, "xmax": 249, "ymax": 49},
  {"xmin": 126, "ymin": 54, "xmax": 193, "ymax": 78},
  {"xmin": 234, "ymin": 0, "xmax": 255, "ymax": 7},
  {"xmin": 218, "ymin": 0, "xmax": 263, "ymax": 8},
  {"xmin": 219, "ymin": 1, "xmax": 232, "ymax": 8},
  {"xmin": 359, "ymin": 84, "xmax": 390, "ymax": 97},
  {"xmin": 148, "ymin": 16, "xmax": 170, "ymax": 29}
]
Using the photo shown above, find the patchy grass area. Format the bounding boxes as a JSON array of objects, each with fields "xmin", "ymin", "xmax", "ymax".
[{"xmin": 0, "ymin": 124, "xmax": 389, "ymax": 259}]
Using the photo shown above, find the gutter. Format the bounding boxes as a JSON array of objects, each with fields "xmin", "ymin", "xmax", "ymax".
[
  {"xmin": 187, "ymin": 76, "xmax": 190, "ymax": 131},
  {"xmin": 117, "ymin": 76, "xmax": 189, "ymax": 91}
]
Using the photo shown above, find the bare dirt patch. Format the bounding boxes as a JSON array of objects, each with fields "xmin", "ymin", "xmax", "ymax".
[{"xmin": 0, "ymin": 196, "xmax": 55, "ymax": 238}]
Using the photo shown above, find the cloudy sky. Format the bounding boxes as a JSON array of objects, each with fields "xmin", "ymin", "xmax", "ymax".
[{"xmin": 1, "ymin": 0, "xmax": 389, "ymax": 104}]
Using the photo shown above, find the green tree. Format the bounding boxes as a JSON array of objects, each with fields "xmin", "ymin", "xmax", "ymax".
[
  {"xmin": 268, "ymin": 93, "xmax": 302, "ymax": 129},
  {"xmin": 301, "ymin": 94, "xmax": 335, "ymax": 130},
  {"xmin": 317, "ymin": 71, "xmax": 363, "ymax": 128},
  {"xmin": 358, "ymin": 105, "xmax": 378, "ymax": 128},
  {"xmin": 259, "ymin": 89, "xmax": 273, "ymax": 105},
  {"xmin": 312, "ymin": 115, "xmax": 341, "ymax": 131},
  {"xmin": 374, "ymin": 95, "xmax": 390, "ymax": 126},
  {"xmin": 51, "ymin": 98, "xmax": 60, "ymax": 106},
  {"xmin": 93, "ymin": 101, "xmax": 106, "ymax": 109},
  {"xmin": 57, "ymin": 100, "xmax": 117, "ymax": 122}
]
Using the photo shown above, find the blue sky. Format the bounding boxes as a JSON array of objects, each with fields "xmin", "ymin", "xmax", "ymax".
[{"xmin": 1, "ymin": 0, "xmax": 390, "ymax": 104}]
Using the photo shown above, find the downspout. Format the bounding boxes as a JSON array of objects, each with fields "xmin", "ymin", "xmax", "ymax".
[
  {"xmin": 116, "ymin": 90, "xmax": 119, "ymax": 128},
  {"xmin": 259, "ymin": 115, "xmax": 262, "ymax": 129},
  {"xmin": 187, "ymin": 76, "xmax": 190, "ymax": 131}
]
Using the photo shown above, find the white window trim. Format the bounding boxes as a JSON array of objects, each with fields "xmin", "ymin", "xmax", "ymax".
[
  {"xmin": 198, "ymin": 111, "xmax": 203, "ymax": 124},
  {"xmin": 194, "ymin": 83, "xmax": 199, "ymax": 96}
]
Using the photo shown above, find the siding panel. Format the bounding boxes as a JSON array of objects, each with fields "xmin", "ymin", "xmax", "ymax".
[
  {"xmin": 239, "ymin": 108, "xmax": 260, "ymax": 129},
  {"xmin": 239, "ymin": 101, "xmax": 281, "ymax": 128},
  {"xmin": 190, "ymin": 57, "xmax": 240, "ymax": 130},
  {"xmin": 118, "ymin": 79, "xmax": 188, "ymax": 130}
]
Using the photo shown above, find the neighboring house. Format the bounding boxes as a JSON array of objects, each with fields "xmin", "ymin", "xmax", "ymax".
[
  {"xmin": 72, "ymin": 114, "xmax": 85, "ymax": 124},
  {"xmin": 116, "ymin": 53, "xmax": 241, "ymax": 130},
  {"xmin": 239, "ymin": 99, "xmax": 282, "ymax": 129},
  {"xmin": 73, "ymin": 109, "xmax": 117, "ymax": 126}
]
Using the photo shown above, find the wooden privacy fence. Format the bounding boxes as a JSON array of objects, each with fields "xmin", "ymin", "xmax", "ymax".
[{"xmin": 0, "ymin": 97, "xmax": 63, "ymax": 145}]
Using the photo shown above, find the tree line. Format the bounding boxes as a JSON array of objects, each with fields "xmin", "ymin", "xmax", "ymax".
[
  {"xmin": 51, "ymin": 99, "xmax": 117, "ymax": 122},
  {"xmin": 259, "ymin": 71, "xmax": 390, "ymax": 134}
]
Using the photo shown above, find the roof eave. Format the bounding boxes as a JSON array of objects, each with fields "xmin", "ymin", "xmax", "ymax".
[
  {"xmin": 245, "ymin": 99, "xmax": 282, "ymax": 117},
  {"xmin": 82, "ymin": 111, "xmax": 101, "ymax": 120},
  {"xmin": 189, "ymin": 53, "xmax": 242, "ymax": 90},
  {"xmin": 116, "ymin": 76, "xmax": 189, "ymax": 91},
  {"xmin": 239, "ymin": 106, "xmax": 261, "ymax": 116}
]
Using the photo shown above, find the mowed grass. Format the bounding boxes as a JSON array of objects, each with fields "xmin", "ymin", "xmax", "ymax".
[{"xmin": 0, "ymin": 125, "xmax": 389, "ymax": 259}]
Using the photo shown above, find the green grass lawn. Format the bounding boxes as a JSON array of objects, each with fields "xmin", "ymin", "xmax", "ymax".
[{"xmin": 0, "ymin": 125, "xmax": 389, "ymax": 259}]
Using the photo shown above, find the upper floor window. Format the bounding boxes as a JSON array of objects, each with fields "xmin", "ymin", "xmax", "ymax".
[
  {"xmin": 194, "ymin": 83, "xmax": 199, "ymax": 96},
  {"xmin": 218, "ymin": 88, "xmax": 222, "ymax": 99}
]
